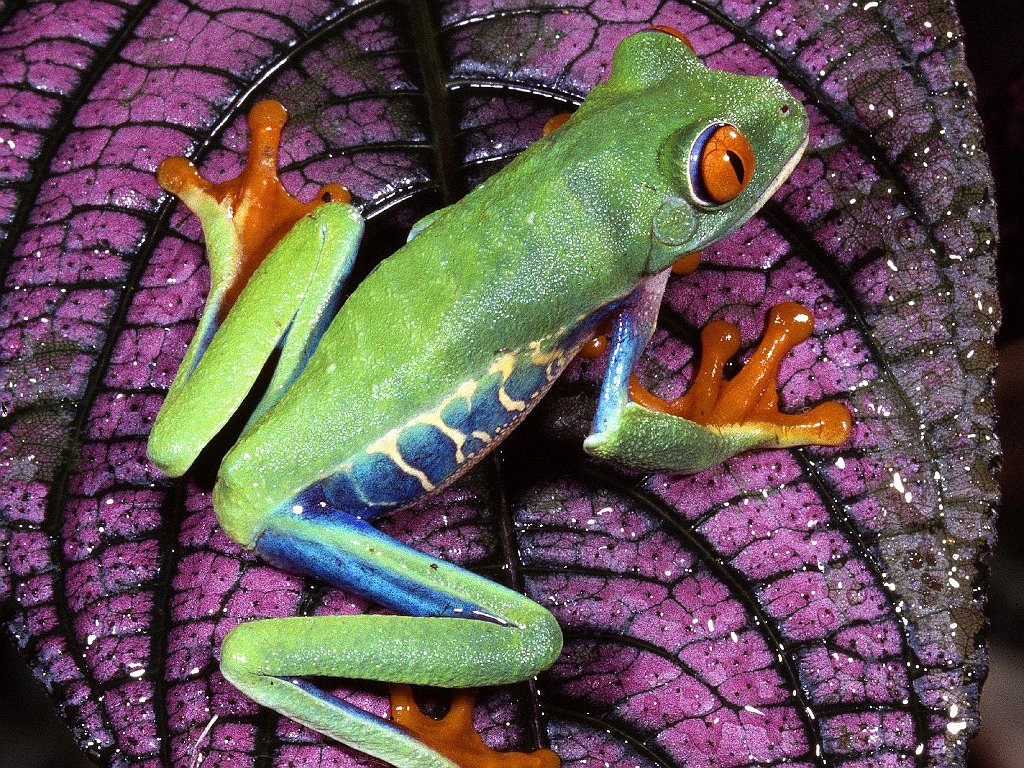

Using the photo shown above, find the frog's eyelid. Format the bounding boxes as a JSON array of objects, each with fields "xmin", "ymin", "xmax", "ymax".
[{"xmin": 688, "ymin": 123, "xmax": 724, "ymax": 205}]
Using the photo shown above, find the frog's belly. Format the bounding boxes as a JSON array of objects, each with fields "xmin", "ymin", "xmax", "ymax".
[
  {"xmin": 319, "ymin": 342, "xmax": 575, "ymax": 517},
  {"xmin": 213, "ymin": 323, "xmax": 599, "ymax": 547}
]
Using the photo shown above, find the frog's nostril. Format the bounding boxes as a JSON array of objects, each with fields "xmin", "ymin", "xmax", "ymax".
[{"xmin": 781, "ymin": 104, "xmax": 791, "ymax": 115}]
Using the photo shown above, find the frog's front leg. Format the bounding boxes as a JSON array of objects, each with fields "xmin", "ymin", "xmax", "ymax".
[
  {"xmin": 215, "ymin": 481, "xmax": 562, "ymax": 768},
  {"xmin": 584, "ymin": 274, "xmax": 852, "ymax": 474}
]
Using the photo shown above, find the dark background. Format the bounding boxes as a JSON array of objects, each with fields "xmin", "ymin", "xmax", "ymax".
[
  {"xmin": 3, "ymin": 1, "xmax": 1024, "ymax": 766},
  {"xmin": 960, "ymin": 1, "xmax": 1024, "ymax": 767}
]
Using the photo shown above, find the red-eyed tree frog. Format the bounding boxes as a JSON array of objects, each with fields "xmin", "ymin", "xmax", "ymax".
[{"xmin": 147, "ymin": 27, "xmax": 851, "ymax": 768}]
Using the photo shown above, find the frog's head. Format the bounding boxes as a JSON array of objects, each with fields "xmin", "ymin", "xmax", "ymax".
[{"xmin": 596, "ymin": 28, "xmax": 809, "ymax": 274}]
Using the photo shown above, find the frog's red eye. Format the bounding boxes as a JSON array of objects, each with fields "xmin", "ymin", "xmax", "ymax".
[{"xmin": 690, "ymin": 123, "xmax": 755, "ymax": 205}]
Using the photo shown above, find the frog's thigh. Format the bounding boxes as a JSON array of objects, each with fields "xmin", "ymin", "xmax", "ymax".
[{"xmin": 220, "ymin": 512, "xmax": 561, "ymax": 768}]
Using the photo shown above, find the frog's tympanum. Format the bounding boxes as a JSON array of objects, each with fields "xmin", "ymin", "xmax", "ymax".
[{"xmin": 149, "ymin": 28, "xmax": 851, "ymax": 768}]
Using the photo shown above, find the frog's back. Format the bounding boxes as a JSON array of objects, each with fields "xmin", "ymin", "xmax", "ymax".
[{"xmin": 218, "ymin": 137, "xmax": 641, "ymax": 520}]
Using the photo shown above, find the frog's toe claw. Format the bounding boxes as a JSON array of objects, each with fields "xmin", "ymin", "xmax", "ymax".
[
  {"xmin": 390, "ymin": 685, "xmax": 560, "ymax": 768},
  {"xmin": 645, "ymin": 25, "xmax": 697, "ymax": 52}
]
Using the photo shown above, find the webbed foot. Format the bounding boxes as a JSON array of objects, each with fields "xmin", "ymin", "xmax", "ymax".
[
  {"xmin": 157, "ymin": 99, "xmax": 351, "ymax": 316},
  {"xmin": 390, "ymin": 685, "xmax": 559, "ymax": 768},
  {"xmin": 585, "ymin": 302, "xmax": 851, "ymax": 474}
]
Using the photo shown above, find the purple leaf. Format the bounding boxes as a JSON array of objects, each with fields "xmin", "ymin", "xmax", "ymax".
[{"xmin": 0, "ymin": 2, "xmax": 997, "ymax": 768}]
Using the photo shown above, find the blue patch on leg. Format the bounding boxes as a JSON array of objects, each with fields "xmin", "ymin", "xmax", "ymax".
[
  {"xmin": 396, "ymin": 423, "xmax": 458, "ymax": 486},
  {"xmin": 257, "ymin": 515, "xmax": 487, "ymax": 618},
  {"xmin": 350, "ymin": 451, "xmax": 425, "ymax": 506},
  {"xmin": 287, "ymin": 678, "xmax": 406, "ymax": 732}
]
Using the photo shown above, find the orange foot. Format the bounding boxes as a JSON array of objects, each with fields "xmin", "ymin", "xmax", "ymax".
[
  {"xmin": 541, "ymin": 112, "xmax": 572, "ymax": 137},
  {"xmin": 390, "ymin": 685, "xmax": 560, "ymax": 768},
  {"xmin": 630, "ymin": 302, "xmax": 852, "ymax": 448},
  {"xmin": 157, "ymin": 99, "xmax": 350, "ymax": 316}
]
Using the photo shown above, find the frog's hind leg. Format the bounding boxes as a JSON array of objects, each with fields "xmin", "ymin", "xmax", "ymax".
[{"xmin": 218, "ymin": 505, "xmax": 562, "ymax": 768}]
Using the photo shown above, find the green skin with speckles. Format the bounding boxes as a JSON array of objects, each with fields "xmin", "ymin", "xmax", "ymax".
[{"xmin": 148, "ymin": 30, "xmax": 808, "ymax": 768}]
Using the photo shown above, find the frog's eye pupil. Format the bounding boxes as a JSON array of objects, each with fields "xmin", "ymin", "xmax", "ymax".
[
  {"xmin": 726, "ymin": 150, "xmax": 746, "ymax": 184},
  {"xmin": 689, "ymin": 123, "xmax": 755, "ymax": 205}
]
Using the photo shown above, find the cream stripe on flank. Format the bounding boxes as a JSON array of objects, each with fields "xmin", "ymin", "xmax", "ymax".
[
  {"xmin": 422, "ymin": 379, "xmax": 479, "ymax": 463},
  {"xmin": 489, "ymin": 352, "xmax": 527, "ymax": 411},
  {"xmin": 361, "ymin": 339, "xmax": 575, "ymax": 488},
  {"xmin": 365, "ymin": 429, "xmax": 436, "ymax": 491}
]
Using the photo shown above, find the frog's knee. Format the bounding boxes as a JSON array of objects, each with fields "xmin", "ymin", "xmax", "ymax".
[
  {"xmin": 521, "ymin": 602, "xmax": 563, "ymax": 675},
  {"xmin": 220, "ymin": 622, "xmax": 259, "ymax": 687},
  {"xmin": 211, "ymin": 466, "xmax": 275, "ymax": 550}
]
